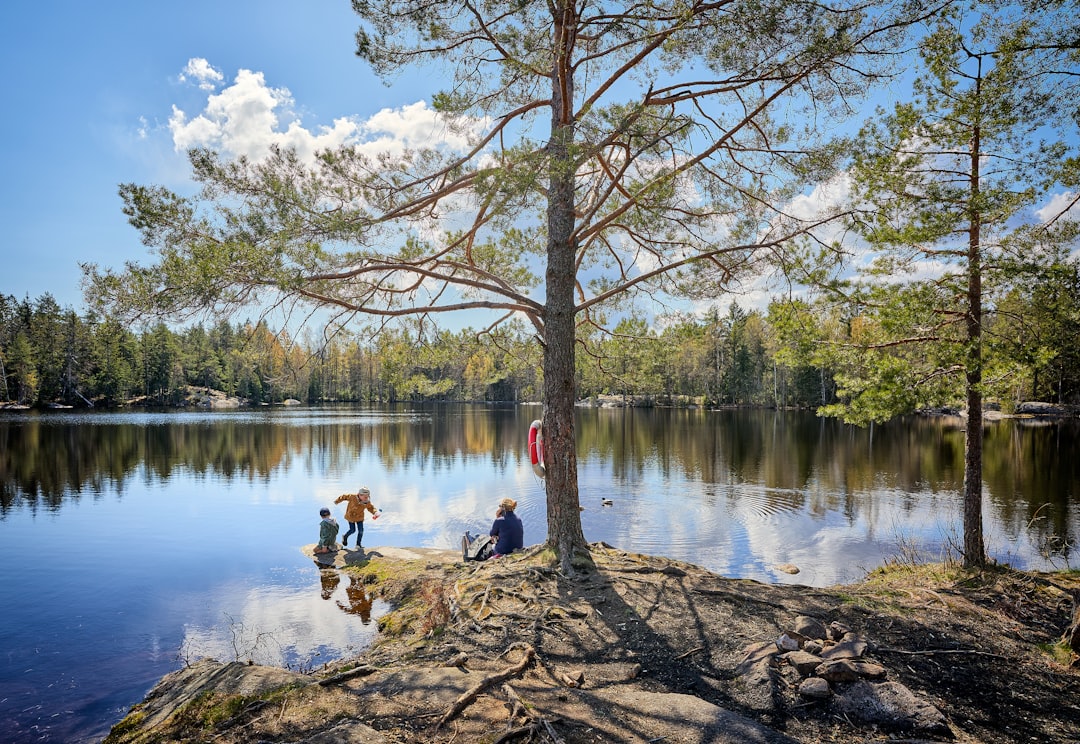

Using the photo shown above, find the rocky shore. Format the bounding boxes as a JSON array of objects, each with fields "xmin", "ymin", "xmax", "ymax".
[{"xmin": 104, "ymin": 544, "xmax": 1080, "ymax": 744}]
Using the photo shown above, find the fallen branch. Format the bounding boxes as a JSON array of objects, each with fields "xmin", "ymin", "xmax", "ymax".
[
  {"xmin": 675, "ymin": 646, "xmax": 705, "ymax": 660},
  {"xmin": 494, "ymin": 724, "xmax": 538, "ymax": 743},
  {"xmin": 876, "ymin": 647, "xmax": 1008, "ymax": 660},
  {"xmin": 436, "ymin": 646, "xmax": 536, "ymax": 730},
  {"xmin": 315, "ymin": 664, "xmax": 378, "ymax": 686},
  {"xmin": 492, "ymin": 715, "xmax": 566, "ymax": 744},
  {"xmin": 558, "ymin": 669, "xmax": 585, "ymax": 688},
  {"xmin": 503, "ymin": 683, "xmax": 533, "ymax": 723},
  {"xmin": 542, "ymin": 717, "xmax": 567, "ymax": 744}
]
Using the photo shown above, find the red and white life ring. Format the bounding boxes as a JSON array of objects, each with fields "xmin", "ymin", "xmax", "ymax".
[{"xmin": 528, "ymin": 419, "xmax": 546, "ymax": 478}]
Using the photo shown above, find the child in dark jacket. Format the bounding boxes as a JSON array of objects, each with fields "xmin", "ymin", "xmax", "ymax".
[{"xmin": 314, "ymin": 507, "xmax": 339, "ymax": 554}]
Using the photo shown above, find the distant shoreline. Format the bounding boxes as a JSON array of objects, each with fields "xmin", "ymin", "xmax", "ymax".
[{"xmin": 3, "ymin": 393, "xmax": 1078, "ymax": 419}]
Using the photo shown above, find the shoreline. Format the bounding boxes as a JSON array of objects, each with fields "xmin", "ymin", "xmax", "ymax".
[{"xmin": 103, "ymin": 544, "xmax": 1080, "ymax": 744}]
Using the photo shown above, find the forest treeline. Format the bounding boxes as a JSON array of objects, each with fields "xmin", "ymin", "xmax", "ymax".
[{"xmin": 1, "ymin": 281, "xmax": 1078, "ymax": 410}]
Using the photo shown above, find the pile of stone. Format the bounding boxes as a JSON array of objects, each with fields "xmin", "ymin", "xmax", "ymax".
[
  {"xmin": 733, "ymin": 615, "xmax": 951, "ymax": 737},
  {"xmin": 775, "ymin": 616, "xmax": 882, "ymax": 700}
]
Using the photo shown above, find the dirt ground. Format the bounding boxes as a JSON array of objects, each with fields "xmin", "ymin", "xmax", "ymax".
[{"xmin": 105, "ymin": 543, "xmax": 1080, "ymax": 744}]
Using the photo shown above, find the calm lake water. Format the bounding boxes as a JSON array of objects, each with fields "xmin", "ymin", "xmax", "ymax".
[{"xmin": 1, "ymin": 404, "xmax": 1078, "ymax": 742}]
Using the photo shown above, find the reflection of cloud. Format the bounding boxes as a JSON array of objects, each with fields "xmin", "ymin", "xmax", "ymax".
[
  {"xmin": 179, "ymin": 580, "xmax": 383, "ymax": 668},
  {"xmin": 329, "ymin": 465, "xmax": 538, "ymax": 542},
  {"xmin": 583, "ymin": 478, "xmax": 978, "ymax": 587}
]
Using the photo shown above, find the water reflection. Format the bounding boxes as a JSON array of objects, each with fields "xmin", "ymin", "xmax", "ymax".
[
  {"xmin": 177, "ymin": 575, "xmax": 386, "ymax": 673},
  {"xmin": 0, "ymin": 406, "xmax": 529, "ymax": 512},
  {"xmin": 1, "ymin": 406, "xmax": 1078, "ymax": 572},
  {"xmin": 320, "ymin": 569, "xmax": 340, "ymax": 599},
  {"xmin": 569, "ymin": 408, "xmax": 1080, "ymax": 572},
  {"xmin": 316, "ymin": 569, "xmax": 374, "ymax": 623},
  {"xmin": 1, "ymin": 405, "xmax": 1079, "ymax": 743},
  {"xmin": 338, "ymin": 575, "xmax": 375, "ymax": 624}
]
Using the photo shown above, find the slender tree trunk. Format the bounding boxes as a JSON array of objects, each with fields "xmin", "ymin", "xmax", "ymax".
[
  {"xmin": 963, "ymin": 106, "xmax": 987, "ymax": 569},
  {"xmin": 543, "ymin": 1, "xmax": 587, "ymax": 570}
]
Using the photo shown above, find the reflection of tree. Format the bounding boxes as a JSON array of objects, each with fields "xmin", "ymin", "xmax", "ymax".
[
  {"xmin": 0, "ymin": 408, "xmax": 534, "ymax": 510},
  {"xmin": 336, "ymin": 575, "xmax": 373, "ymax": 625},
  {"xmin": 572, "ymin": 407, "xmax": 1073, "ymax": 533},
  {"xmin": 983, "ymin": 420, "xmax": 1080, "ymax": 562},
  {"xmin": 0, "ymin": 418, "xmax": 298, "ymax": 511},
  {"xmin": 3, "ymin": 407, "xmax": 1077, "ymax": 554}
]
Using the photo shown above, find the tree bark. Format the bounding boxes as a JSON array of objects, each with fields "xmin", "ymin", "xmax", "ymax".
[
  {"xmin": 544, "ymin": 1, "xmax": 587, "ymax": 571},
  {"xmin": 963, "ymin": 103, "xmax": 986, "ymax": 569},
  {"xmin": 1064, "ymin": 600, "xmax": 1080, "ymax": 654}
]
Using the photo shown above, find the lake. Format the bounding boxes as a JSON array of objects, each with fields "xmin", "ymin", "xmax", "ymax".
[{"xmin": 1, "ymin": 404, "xmax": 1078, "ymax": 742}]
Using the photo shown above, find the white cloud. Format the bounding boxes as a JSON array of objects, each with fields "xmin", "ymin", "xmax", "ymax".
[
  {"xmin": 170, "ymin": 68, "xmax": 318, "ymax": 160},
  {"xmin": 179, "ymin": 57, "xmax": 224, "ymax": 91},
  {"xmin": 169, "ymin": 104, "xmax": 221, "ymax": 150},
  {"xmin": 361, "ymin": 100, "xmax": 477, "ymax": 153},
  {"xmin": 785, "ymin": 174, "xmax": 851, "ymax": 224},
  {"xmin": 166, "ymin": 62, "xmax": 480, "ymax": 165},
  {"xmin": 1035, "ymin": 191, "xmax": 1080, "ymax": 224}
]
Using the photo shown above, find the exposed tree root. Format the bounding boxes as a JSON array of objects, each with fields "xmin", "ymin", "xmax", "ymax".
[{"xmin": 435, "ymin": 645, "xmax": 536, "ymax": 731}]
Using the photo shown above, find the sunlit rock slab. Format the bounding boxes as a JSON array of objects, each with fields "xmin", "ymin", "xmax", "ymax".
[{"xmin": 300, "ymin": 544, "xmax": 462, "ymax": 568}]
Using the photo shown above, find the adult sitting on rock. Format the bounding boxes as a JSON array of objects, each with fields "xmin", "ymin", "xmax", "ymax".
[{"xmin": 463, "ymin": 498, "xmax": 523, "ymax": 561}]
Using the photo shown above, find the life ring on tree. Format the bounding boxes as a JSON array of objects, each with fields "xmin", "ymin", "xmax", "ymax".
[{"xmin": 528, "ymin": 419, "xmax": 546, "ymax": 478}]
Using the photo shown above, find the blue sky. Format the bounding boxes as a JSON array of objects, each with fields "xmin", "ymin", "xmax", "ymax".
[
  {"xmin": 0, "ymin": 1, "xmax": 428, "ymax": 311},
  {"xmin": 4, "ymin": 2, "xmax": 1076, "ymax": 321}
]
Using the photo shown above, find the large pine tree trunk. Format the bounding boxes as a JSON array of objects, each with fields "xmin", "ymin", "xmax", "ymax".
[{"xmin": 543, "ymin": 1, "xmax": 587, "ymax": 571}]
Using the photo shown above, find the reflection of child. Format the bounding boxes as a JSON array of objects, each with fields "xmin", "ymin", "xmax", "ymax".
[
  {"xmin": 314, "ymin": 507, "xmax": 339, "ymax": 554},
  {"xmin": 319, "ymin": 570, "xmax": 340, "ymax": 599},
  {"xmin": 337, "ymin": 575, "xmax": 374, "ymax": 624},
  {"xmin": 334, "ymin": 486, "xmax": 379, "ymax": 549}
]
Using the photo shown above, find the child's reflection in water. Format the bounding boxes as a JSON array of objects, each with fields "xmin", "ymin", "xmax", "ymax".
[
  {"xmin": 319, "ymin": 571, "xmax": 373, "ymax": 624},
  {"xmin": 337, "ymin": 575, "xmax": 374, "ymax": 624},
  {"xmin": 319, "ymin": 570, "xmax": 340, "ymax": 600}
]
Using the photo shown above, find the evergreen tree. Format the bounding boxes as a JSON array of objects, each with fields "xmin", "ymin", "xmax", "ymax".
[
  {"xmin": 85, "ymin": 0, "xmax": 926, "ymax": 568},
  {"xmin": 825, "ymin": 3, "xmax": 1080, "ymax": 566},
  {"xmin": 8, "ymin": 332, "xmax": 38, "ymax": 404}
]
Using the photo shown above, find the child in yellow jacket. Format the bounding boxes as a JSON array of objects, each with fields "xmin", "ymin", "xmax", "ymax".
[{"xmin": 335, "ymin": 486, "xmax": 379, "ymax": 549}]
